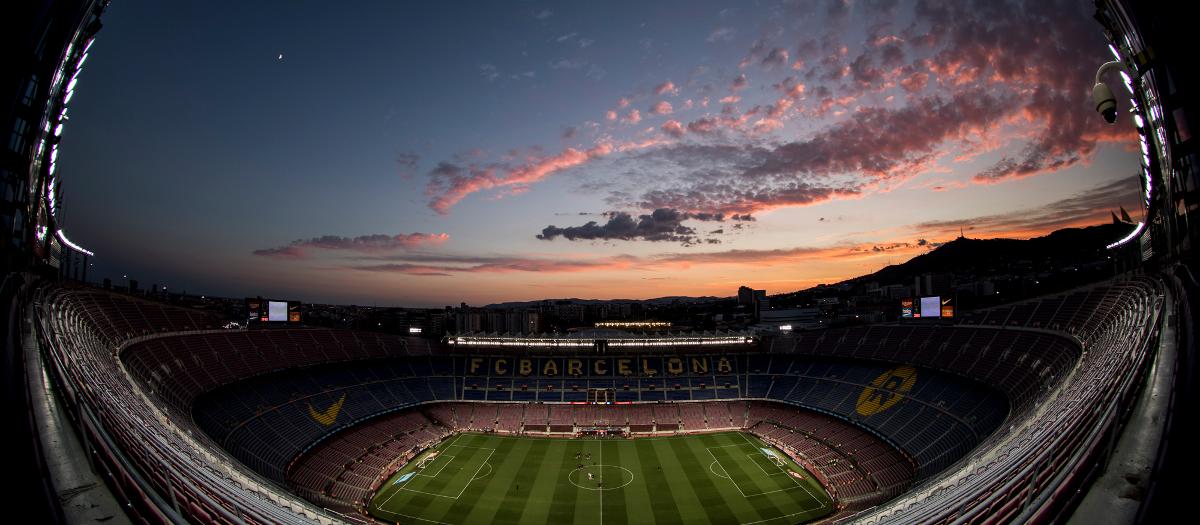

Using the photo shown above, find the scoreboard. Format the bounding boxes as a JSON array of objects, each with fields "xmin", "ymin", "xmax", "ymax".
[
  {"xmin": 901, "ymin": 296, "xmax": 954, "ymax": 319},
  {"xmin": 246, "ymin": 298, "xmax": 301, "ymax": 327}
]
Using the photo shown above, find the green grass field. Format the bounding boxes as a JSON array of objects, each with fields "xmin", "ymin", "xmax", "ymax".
[{"xmin": 368, "ymin": 431, "xmax": 833, "ymax": 525}]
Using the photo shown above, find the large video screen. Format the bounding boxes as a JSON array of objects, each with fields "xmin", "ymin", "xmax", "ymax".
[
  {"xmin": 919, "ymin": 296, "xmax": 941, "ymax": 318},
  {"xmin": 268, "ymin": 301, "xmax": 288, "ymax": 322},
  {"xmin": 247, "ymin": 298, "xmax": 301, "ymax": 326}
]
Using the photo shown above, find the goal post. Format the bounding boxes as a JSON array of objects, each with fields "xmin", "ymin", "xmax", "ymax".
[
  {"xmin": 416, "ymin": 451, "xmax": 440, "ymax": 469},
  {"xmin": 759, "ymin": 447, "xmax": 787, "ymax": 468}
]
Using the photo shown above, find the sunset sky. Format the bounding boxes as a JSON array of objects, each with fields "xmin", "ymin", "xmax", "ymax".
[{"xmin": 57, "ymin": 0, "xmax": 1142, "ymax": 307}]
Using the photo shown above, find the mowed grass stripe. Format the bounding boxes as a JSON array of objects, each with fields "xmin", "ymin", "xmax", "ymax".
[
  {"xmin": 653, "ymin": 438, "xmax": 711, "ymax": 524},
  {"xmin": 516, "ymin": 438, "xmax": 570, "ymax": 525},
  {"xmin": 634, "ymin": 438, "xmax": 686, "ymax": 525},
  {"xmin": 546, "ymin": 439, "xmax": 585, "ymax": 525},
  {"xmin": 739, "ymin": 434, "xmax": 820, "ymax": 520},
  {"xmin": 669, "ymin": 433, "xmax": 740, "ymax": 524},
  {"xmin": 599, "ymin": 440, "xmax": 627, "ymax": 524},
  {"xmin": 422, "ymin": 440, "xmax": 494, "ymax": 519},
  {"xmin": 476, "ymin": 436, "xmax": 540, "ymax": 524},
  {"xmin": 385, "ymin": 440, "xmax": 486, "ymax": 520},
  {"xmin": 369, "ymin": 432, "xmax": 834, "ymax": 525},
  {"xmin": 686, "ymin": 433, "xmax": 758, "ymax": 522},
  {"xmin": 572, "ymin": 440, "xmax": 602, "ymax": 525},
  {"xmin": 709, "ymin": 434, "xmax": 783, "ymax": 498},
  {"xmin": 619, "ymin": 439, "xmax": 657, "ymax": 525}
]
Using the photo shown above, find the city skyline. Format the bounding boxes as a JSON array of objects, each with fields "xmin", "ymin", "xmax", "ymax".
[{"xmin": 57, "ymin": 0, "xmax": 1142, "ymax": 307}]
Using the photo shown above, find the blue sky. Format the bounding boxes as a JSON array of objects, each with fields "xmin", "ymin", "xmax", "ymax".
[{"xmin": 57, "ymin": 0, "xmax": 1142, "ymax": 306}]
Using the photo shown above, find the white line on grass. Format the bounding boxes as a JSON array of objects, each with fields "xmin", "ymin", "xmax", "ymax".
[
  {"xmin": 709, "ymin": 460, "xmax": 730, "ymax": 478},
  {"xmin": 415, "ymin": 455, "xmax": 455, "ymax": 477},
  {"xmin": 747, "ymin": 453, "xmax": 787, "ymax": 476},
  {"xmin": 373, "ymin": 507, "xmax": 453, "ymax": 525},
  {"xmin": 736, "ymin": 432, "xmax": 826, "ymax": 512},
  {"xmin": 454, "ymin": 448, "xmax": 496, "ymax": 500},
  {"xmin": 707, "ymin": 443, "xmax": 810, "ymax": 498},
  {"xmin": 706, "ymin": 447, "xmax": 747, "ymax": 498},
  {"xmin": 375, "ymin": 437, "xmax": 461, "ymax": 509}
]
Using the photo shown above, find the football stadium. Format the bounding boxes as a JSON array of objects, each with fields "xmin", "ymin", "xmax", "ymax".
[{"xmin": 3, "ymin": 1, "xmax": 1199, "ymax": 525}]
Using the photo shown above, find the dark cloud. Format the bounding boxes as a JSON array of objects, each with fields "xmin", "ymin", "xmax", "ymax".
[
  {"xmin": 744, "ymin": 88, "xmax": 1014, "ymax": 180},
  {"xmin": 915, "ymin": 178, "xmax": 1143, "ymax": 236},
  {"xmin": 537, "ymin": 208, "xmax": 700, "ymax": 244},
  {"xmin": 903, "ymin": 0, "xmax": 1135, "ymax": 182},
  {"xmin": 254, "ymin": 232, "xmax": 450, "ymax": 259},
  {"xmin": 731, "ymin": 74, "xmax": 748, "ymax": 92},
  {"xmin": 762, "ymin": 47, "xmax": 790, "ymax": 68},
  {"xmin": 396, "ymin": 152, "xmax": 420, "ymax": 178},
  {"xmin": 687, "ymin": 117, "xmax": 720, "ymax": 135}
]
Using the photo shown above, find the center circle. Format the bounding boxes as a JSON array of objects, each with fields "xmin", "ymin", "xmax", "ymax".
[{"xmin": 568, "ymin": 464, "xmax": 634, "ymax": 491}]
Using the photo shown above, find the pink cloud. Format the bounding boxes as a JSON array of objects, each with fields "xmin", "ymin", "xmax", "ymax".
[
  {"xmin": 649, "ymin": 101, "xmax": 673, "ymax": 115},
  {"xmin": 654, "ymin": 80, "xmax": 678, "ymax": 96},
  {"xmin": 426, "ymin": 138, "xmax": 669, "ymax": 214},
  {"xmin": 662, "ymin": 120, "xmax": 684, "ymax": 138}
]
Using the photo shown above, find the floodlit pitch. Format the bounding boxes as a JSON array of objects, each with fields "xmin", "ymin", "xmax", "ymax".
[{"xmin": 369, "ymin": 431, "xmax": 833, "ymax": 525}]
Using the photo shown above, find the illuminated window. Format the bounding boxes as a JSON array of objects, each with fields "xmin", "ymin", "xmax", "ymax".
[
  {"xmin": 21, "ymin": 75, "xmax": 40, "ymax": 106},
  {"xmin": 9, "ymin": 117, "xmax": 30, "ymax": 155}
]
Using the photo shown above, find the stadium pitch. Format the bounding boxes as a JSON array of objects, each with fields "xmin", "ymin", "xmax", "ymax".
[{"xmin": 369, "ymin": 431, "xmax": 833, "ymax": 525}]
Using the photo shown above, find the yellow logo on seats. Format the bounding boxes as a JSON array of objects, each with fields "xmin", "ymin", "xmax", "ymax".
[
  {"xmin": 856, "ymin": 365, "xmax": 917, "ymax": 416},
  {"xmin": 307, "ymin": 393, "xmax": 346, "ymax": 426}
]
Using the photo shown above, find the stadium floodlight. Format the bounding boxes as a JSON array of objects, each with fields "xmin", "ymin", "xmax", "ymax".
[
  {"xmin": 1106, "ymin": 222, "xmax": 1145, "ymax": 250},
  {"xmin": 56, "ymin": 229, "xmax": 94, "ymax": 256}
]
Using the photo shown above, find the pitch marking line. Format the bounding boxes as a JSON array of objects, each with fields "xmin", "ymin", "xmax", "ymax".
[
  {"xmin": 372, "ymin": 507, "xmax": 452, "ymax": 525},
  {"xmin": 415, "ymin": 455, "xmax": 455, "ymax": 477},
  {"xmin": 709, "ymin": 460, "xmax": 731, "ymax": 478},
  {"xmin": 454, "ymin": 448, "xmax": 496, "ymax": 500},
  {"xmin": 736, "ymin": 433, "xmax": 827, "ymax": 512},
  {"xmin": 706, "ymin": 442, "xmax": 815, "ymax": 499},
  {"xmin": 473, "ymin": 462, "xmax": 493, "ymax": 480},
  {"xmin": 747, "ymin": 454, "xmax": 788, "ymax": 476},
  {"xmin": 392, "ymin": 440, "xmax": 498, "ymax": 501}
]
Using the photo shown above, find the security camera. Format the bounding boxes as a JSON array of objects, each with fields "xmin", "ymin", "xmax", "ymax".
[
  {"xmin": 1092, "ymin": 82, "xmax": 1117, "ymax": 124},
  {"xmin": 1092, "ymin": 60, "xmax": 1128, "ymax": 125}
]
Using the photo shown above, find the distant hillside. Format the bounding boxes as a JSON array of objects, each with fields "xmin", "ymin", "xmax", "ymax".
[
  {"xmin": 854, "ymin": 222, "xmax": 1132, "ymax": 285},
  {"xmin": 768, "ymin": 222, "xmax": 1135, "ymax": 305},
  {"xmin": 856, "ymin": 223, "xmax": 1132, "ymax": 285},
  {"xmin": 484, "ymin": 296, "xmax": 725, "ymax": 309}
]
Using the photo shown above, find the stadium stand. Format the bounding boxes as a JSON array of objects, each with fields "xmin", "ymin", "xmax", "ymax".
[{"xmin": 32, "ymin": 276, "xmax": 1163, "ymax": 524}]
